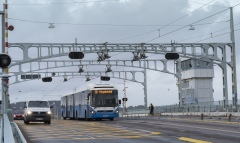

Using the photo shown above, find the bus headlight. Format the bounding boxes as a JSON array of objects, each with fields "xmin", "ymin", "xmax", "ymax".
[
  {"xmin": 27, "ymin": 111, "xmax": 32, "ymax": 115},
  {"xmin": 47, "ymin": 111, "xmax": 51, "ymax": 114},
  {"xmin": 115, "ymin": 110, "xmax": 119, "ymax": 114},
  {"xmin": 91, "ymin": 110, "xmax": 95, "ymax": 114}
]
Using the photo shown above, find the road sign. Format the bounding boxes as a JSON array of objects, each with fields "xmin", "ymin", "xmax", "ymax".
[
  {"xmin": 69, "ymin": 52, "xmax": 84, "ymax": 59},
  {"xmin": 42, "ymin": 77, "xmax": 52, "ymax": 82},
  {"xmin": 100, "ymin": 76, "xmax": 110, "ymax": 81},
  {"xmin": 165, "ymin": 53, "xmax": 179, "ymax": 60},
  {"xmin": 21, "ymin": 74, "xmax": 41, "ymax": 79}
]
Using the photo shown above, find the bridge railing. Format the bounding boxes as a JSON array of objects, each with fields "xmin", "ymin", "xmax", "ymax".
[
  {"xmin": 122, "ymin": 100, "xmax": 240, "ymax": 115},
  {"xmin": 0, "ymin": 110, "xmax": 27, "ymax": 143},
  {"xmin": 3, "ymin": 114, "xmax": 15, "ymax": 143}
]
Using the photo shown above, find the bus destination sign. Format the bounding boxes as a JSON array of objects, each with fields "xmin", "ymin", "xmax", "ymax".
[{"xmin": 95, "ymin": 90, "xmax": 113, "ymax": 94}]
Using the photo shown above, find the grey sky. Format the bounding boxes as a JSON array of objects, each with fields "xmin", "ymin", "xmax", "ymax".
[{"xmin": 3, "ymin": 0, "xmax": 240, "ymax": 107}]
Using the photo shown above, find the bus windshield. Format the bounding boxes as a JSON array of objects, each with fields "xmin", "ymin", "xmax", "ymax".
[{"xmin": 92, "ymin": 90, "xmax": 118, "ymax": 107}]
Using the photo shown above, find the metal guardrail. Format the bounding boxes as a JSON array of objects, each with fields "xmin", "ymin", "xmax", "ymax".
[
  {"xmin": 3, "ymin": 114, "xmax": 15, "ymax": 143},
  {"xmin": 0, "ymin": 118, "xmax": 2, "ymax": 143},
  {"xmin": 11, "ymin": 123, "xmax": 27, "ymax": 143}
]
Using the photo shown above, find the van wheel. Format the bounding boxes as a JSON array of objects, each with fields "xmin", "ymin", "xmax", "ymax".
[
  {"xmin": 48, "ymin": 120, "xmax": 51, "ymax": 124},
  {"xmin": 24, "ymin": 120, "xmax": 29, "ymax": 124},
  {"xmin": 63, "ymin": 117, "xmax": 66, "ymax": 120}
]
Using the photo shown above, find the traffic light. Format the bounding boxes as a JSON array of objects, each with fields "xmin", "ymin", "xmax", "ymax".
[
  {"xmin": 42, "ymin": 77, "xmax": 52, "ymax": 82},
  {"xmin": 100, "ymin": 76, "xmax": 110, "ymax": 81},
  {"xmin": 68, "ymin": 52, "xmax": 84, "ymax": 59},
  {"xmin": 165, "ymin": 53, "xmax": 179, "ymax": 60},
  {"xmin": 122, "ymin": 98, "xmax": 128, "ymax": 101},
  {"xmin": 0, "ymin": 54, "xmax": 11, "ymax": 68}
]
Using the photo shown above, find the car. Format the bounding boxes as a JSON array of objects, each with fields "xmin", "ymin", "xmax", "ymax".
[
  {"xmin": 13, "ymin": 110, "xmax": 24, "ymax": 120},
  {"xmin": 24, "ymin": 100, "xmax": 53, "ymax": 124}
]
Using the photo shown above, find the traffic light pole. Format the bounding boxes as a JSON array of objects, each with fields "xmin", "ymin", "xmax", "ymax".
[
  {"xmin": 2, "ymin": 3, "xmax": 10, "ymax": 115},
  {"xmin": 1, "ymin": 74, "xmax": 9, "ymax": 114}
]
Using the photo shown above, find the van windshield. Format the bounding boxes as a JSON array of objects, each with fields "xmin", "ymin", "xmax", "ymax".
[{"xmin": 28, "ymin": 101, "xmax": 49, "ymax": 108}]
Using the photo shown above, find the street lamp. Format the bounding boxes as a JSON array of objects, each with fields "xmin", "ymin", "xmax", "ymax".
[
  {"xmin": 48, "ymin": 23, "xmax": 55, "ymax": 29},
  {"xmin": 189, "ymin": 25, "xmax": 195, "ymax": 30}
]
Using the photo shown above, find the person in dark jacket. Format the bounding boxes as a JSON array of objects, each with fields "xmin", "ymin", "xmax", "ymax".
[{"xmin": 149, "ymin": 103, "xmax": 154, "ymax": 115}]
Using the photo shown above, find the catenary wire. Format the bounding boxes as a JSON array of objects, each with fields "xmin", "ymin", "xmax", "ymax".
[
  {"xmin": 111, "ymin": 0, "xmax": 216, "ymax": 42},
  {"xmin": 8, "ymin": 0, "xmax": 120, "ymax": 5},
  {"xmin": 176, "ymin": 22, "xmax": 240, "ymax": 43},
  {"xmin": 145, "ymin": 7, "xmax": 230, "ymax": 43},
  {"xmin": 8, "ymin": 17, "xmax": 228, "ymax": 27},
  {"xmin": 195, "ymin": 28, "xmax": 240, "ymax": 43},
  {"xmin": 186, "ymin": 0, "xmax": 228, "ymax": 8}
]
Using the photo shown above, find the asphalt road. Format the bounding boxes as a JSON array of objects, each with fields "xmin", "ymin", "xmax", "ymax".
[{"xmin": 15, "ymin": 117, "xmax": 240, "ymax": 143}]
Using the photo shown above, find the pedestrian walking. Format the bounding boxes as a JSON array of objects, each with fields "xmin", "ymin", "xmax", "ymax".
[{"xmin": 149, "ymin": 103, "xmax": 154, "ymax": 115}]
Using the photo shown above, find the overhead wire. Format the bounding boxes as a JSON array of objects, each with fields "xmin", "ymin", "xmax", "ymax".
[
  {"xmin": 111, "ymin": 0, "xmax": 216, "ymax": 42},
  {"xmin": 195, "ymin": 28, "xmax": 240, "ymax": 43},
  {"xmin": 176, "ymin": 22, "xmax": 240, "ymax": 43},
  {"xmin": 186, "ymin": 0, "xmax": 228, "ymax": 8},
  {"xmin": 7, "ymin": 17, "xmax": 229, "ymax": 27},
  {"xmin": 145, "ymin": 7, "xmax": 230, "ymax": 43},
  {"xmin": 8, "ymin": 0, "xmax": 120, "ymax": 5}
]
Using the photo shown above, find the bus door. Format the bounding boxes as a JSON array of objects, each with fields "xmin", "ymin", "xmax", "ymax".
[
  {"xmin": 86, "ymin": 93, "xmax": 91, "ymax": 118},
  {"xmin": 65, "ymin": 96, "xmax": 68, "ymax": 118},
  {"xmin": 72, "ymin": 94, "xmax": 75, "ymax": 118},
  {"xmin": 79, "ymin": 104, "xmax": 81, "ymax": 118},
  {"xmin": 61, "ymin": 97, "xmax": 66, "ymax": 118},
  {"xmin": 69, "ymin": 95, "xmax": 73, "ymax": 118}
]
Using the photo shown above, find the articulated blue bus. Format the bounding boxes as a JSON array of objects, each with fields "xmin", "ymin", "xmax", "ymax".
[{"xmin": 61, "ymin": 84, "xmax": 120, "ymax": 121}]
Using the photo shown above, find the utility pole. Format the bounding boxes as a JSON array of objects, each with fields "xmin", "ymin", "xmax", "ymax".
[
  {"xmin": 123, "ymin": 71, "xmax": 128, "ymax": 115},
  {"xmin": 230, "ymin": 7, "xmax": 237, "ymax": 111}
]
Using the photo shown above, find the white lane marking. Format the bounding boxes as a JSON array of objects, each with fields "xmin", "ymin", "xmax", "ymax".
[
  {"xmin": 148, "ymin": 121, "xmax": 240, "ymax": 134},
  {"xmin": 85, "ymin": 135, "xmax": 95, "ymax": 139},
  {"xmin": 70, "ymin": 130, "xmax": 77, "ymax": 132},
  {"xmin": 134, "ymin": 129, "xmax": 151, "ymax": 133}
]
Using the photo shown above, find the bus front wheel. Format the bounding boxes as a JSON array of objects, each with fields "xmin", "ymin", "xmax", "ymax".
[{"xmin": 109, "ymin": 118, "xmax": 114, "ymax": 121}]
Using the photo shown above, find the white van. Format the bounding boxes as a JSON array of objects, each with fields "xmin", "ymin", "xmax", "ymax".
[{"xmin": 24, "ymin": 100, "xmax": 52, "ymax": 124}]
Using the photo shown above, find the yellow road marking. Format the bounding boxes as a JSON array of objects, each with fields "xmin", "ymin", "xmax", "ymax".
[
  {"xmin": 179, "ymin": 137, "xmax": 211, "ymax": 143},
  {"xmin": 151, "ymin": 132, "xmax": 161, "ymax": 135},
  {"xmin": 169, "ymin": 118, "xmax": 240, "ymax": 125}
]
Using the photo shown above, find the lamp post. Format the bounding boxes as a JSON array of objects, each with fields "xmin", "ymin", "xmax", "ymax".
[{"xmin": 123, "ymin": 79, "xmax": 128, "ymax": 115}]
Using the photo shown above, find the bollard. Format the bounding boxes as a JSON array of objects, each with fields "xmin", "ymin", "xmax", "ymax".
[
  {"xmin": 228, "ymin": 114, "xmax": 232, "ymax": 122},
  {"xmin": 159, "ymin": 110, "xmax": 161, "ymax": 119},
  {"xmin": 209, "ymin": 110, "xmax": 211, "ymax": 119},
  {"xmin": 201, "ymin": 113, "xmax": 204, "ymax": 120}
]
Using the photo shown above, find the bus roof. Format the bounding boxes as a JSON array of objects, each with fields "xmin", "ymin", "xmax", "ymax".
[
  {"xmin": 87, "ymin": 84, "xmax": 116, "ymax": 89},
  {"xmin": 61, "ymin": 84, "xmax": 117, "ymax": 97}
]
